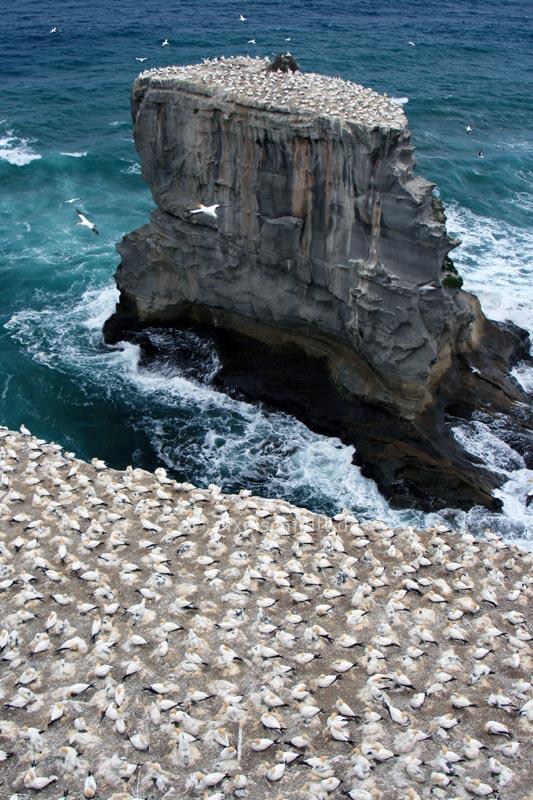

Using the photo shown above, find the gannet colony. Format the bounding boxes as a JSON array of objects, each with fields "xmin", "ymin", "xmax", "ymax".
[
  {"xmin": 138, "ymin": 56, "xmax": 407, "ymax": 129},
  {"xmin": 0, "ymin": 427, "xmax": 531, "ymax": 799}
]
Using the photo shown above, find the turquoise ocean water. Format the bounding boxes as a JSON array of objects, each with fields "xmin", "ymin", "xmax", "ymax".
[{"xmin": 1, "ymin": 0, "xmax": 532, "ymax": 539}]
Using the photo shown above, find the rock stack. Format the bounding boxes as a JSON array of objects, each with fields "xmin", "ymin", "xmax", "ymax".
[{"xmin": 104, "ymin": 57, "xmax": 530, "ymax": 511}]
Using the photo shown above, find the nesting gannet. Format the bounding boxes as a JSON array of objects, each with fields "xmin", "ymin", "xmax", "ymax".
[
  {"xmin": 75, "ymin": 210, "xmax": 99, "ymax": 235},
  {"xmin": 0, "ymin": 427, "xmax": 530, "ymax": 799}
]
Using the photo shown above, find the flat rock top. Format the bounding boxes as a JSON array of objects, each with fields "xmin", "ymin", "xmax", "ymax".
[
  {"xmin": 138, "ymin": 56, "xmax": 407, "ymax": 129},
  {"xmin": 0, "ymin": 427, "xmax": 531, "ymax": 800}
]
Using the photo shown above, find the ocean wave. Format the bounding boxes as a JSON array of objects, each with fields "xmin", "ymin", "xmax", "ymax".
[
  {"xmin": 0, "ymin": 132, "xmax": 41, "ymax": 166},
  {"xmin": 446, "ymin": 202, "xmax": 533, "ymax": 342},
  {"xmin": 121, "ymin": 161, "xmax": 141, "ymax": 174},
  {"xmin": 451, "ymin": 419, "xmax": 532, "ymax": 541}
]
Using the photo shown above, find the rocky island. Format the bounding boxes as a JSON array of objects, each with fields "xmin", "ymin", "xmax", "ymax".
[
  {"xmin": 104, "ymin": 57, "xmax": 531, "ymax": 512},
  {"xmin": 0, "ymin": 427, "xmax": 531, "ymax": 799}
]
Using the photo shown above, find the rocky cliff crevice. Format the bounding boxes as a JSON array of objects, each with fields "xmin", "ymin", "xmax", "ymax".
[{"xmin": 104, "ymin": 58, "xmax": 530, "ymax": 511}]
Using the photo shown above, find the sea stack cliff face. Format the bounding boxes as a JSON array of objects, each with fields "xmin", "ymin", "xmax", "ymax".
[{"xmin": 106, "ymin": 57, "xmax": 529, "ymax": 510}]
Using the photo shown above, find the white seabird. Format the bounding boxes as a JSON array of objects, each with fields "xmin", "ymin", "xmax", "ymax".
[
  {"xmin": 161, "ymin": 38, "xmax": 169, "ymax": 47},
  {"xmin": 239, "ymin": 14, "xmax": 247, "ymax": 22},
  {"xmin": 76, "ymin": 210, "xmax": 99, "ymax": 235},
  {"xmin": 189, "ymin": 203, "xmax": 220, "ymax": 220},
  {"xmin": 135, "ymin": 57, "xmax": 148, "ymax": 62}
]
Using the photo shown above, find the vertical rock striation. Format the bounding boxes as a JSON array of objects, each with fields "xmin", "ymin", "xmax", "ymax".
[{"xmin": 105, "ymin": 58, "xmax": 529, "ymax": 510}]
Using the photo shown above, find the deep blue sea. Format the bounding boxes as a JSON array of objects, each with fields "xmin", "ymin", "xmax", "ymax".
[{"xmin": 1, "ymin": 0, "xmax": 532, "ymax": 539}]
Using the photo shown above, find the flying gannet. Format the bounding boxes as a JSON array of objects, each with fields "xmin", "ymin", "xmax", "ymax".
[
  {"xmin": 76, "ymin": 210, "xmax": 99, "ymax": 235},
  {"xmin": 189, "ymin": 203, "xmax": 220, "ymax": 220}
]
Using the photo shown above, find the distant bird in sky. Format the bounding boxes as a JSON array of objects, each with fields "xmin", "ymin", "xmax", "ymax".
[
  {"xmin": 408, "ymin": 41, "xmax": 416, "ymax": 47},
  {"xmin": 65, "ymin": 198, "xmax": 80, "ymax": 204},
  {"xmin": 76, "ymin": 210, "xmax": 99, "ymax": 235},
  {"xmin": 248, "ymin": 39, "xmax": 256, "ymax": 45},
  {"xmin": 135, "ymin": 57, "xmax": 148, "ymax": 62},
  {"xmin": 239, "ymin": 14, "xmax": 247, "ymax": 22},
  {"xmin": 161, "ymin": 38, "xmax": 169, "ymax": 47},
  {"xmin": 189, "ymin": 203, "xmax": 220, "ymax": 220},
  {"xmin": 466, "ymin": 124, "xmax": 472, "ymax": 134},
  {"xmin": 49, "ymin": 27, "xmax": 58, "ymax": 34}
]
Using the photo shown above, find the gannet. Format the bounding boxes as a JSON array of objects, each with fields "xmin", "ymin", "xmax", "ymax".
[
  {"xmin": 161, "ymin": 38, "xmax": 169, "ymax": 46},
  {"xmin": 239, "ymin": 14, "xmax": 247, "ymax": 22},
  {"xmin": 75, "ymin": 210, "xmax": 99, "ymax": 235},
  {"xmin": 189, "ymin": 203, "xmax": 220, "ymax": 220}
]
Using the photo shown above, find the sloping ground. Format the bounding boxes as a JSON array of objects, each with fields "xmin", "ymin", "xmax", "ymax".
[{"xmin": 0, "ymin": 427, "xmax": 531, "ymax": 800}]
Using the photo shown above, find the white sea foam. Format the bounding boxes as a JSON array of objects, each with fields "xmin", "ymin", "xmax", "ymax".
[
  {"xmin": 451, "ymin": 420, "xmax": 532, "ymax": 541},
  {"xmin": 0, "ymin": 132, "xmax": 41, "ymax": 166},
  {"xmin": 121, "ymin": 162, "xmax": 141, "ymax": 174},
  {"xmin": 390, "ymin": 96, "xmax": 408, "ymax": 104},
  {"xmin": 60, "ymin": 151, "xmax": 88, "ymax": 158},
  {"xmin": 511, "ymin": 363, "xmax": 533, "ymax": 393},
  {"xmin": 81, "ymin": 286, "xmax": 119, "ymax": 330},
  {"xmin": 446, "ymin": 202, "xmax": 533, "ymax": 341},
  {"xmin": 452, "ymin": 420, "xmax": 525, "ymax": 475}
]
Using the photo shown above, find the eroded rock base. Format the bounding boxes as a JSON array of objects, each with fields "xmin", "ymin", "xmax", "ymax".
[{"xmin": 104, "ymin": 308, "xmax": 531, "ymax": 513}]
